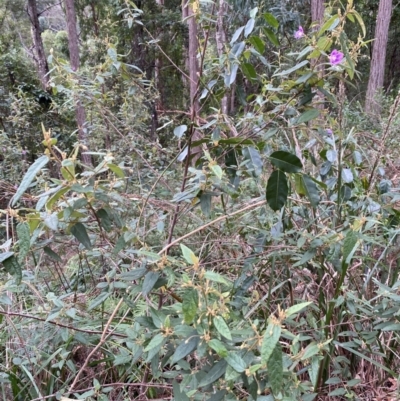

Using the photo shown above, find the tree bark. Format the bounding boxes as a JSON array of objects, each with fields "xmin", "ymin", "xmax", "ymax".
[
  {"xmin": 365, "ymin": 0, "xmax": 393, "ymax": 115},
  {"xmin": 27, "ymin": 0, "xmax": 50, "ymax": 91},
  {"xmin": 183, "ymin": 0, "xmax": 201, "ymax": 160},
  {"xmin": 311, "ymin": 0, "xmax": 324, "ymax": 26},
  {"xmin": 216, "ymin": 0, "xmax": 229, "ymax": 115},
  {"xmin": 311, "ymin": 0, "xmax": 325, "ymax": 110},
  {"xmin": 64, "ymin": 0, "xmax": 92, "ymax": 165}
]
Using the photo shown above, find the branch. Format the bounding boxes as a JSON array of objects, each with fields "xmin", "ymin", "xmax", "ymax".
[{"xmin": 158, "ymin": 199, "xmax": 266, "ymax": 255}]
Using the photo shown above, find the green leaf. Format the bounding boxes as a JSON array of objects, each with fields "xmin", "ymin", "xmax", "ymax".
[
  {"xmin": 352, "ymin": 10, "xmax": 366, "ymax": 37},
  {"xmin": 296, "ymin": 109, "xmax": 320, "ymax": 124},
  {"xmin": 46, "ymin": 187, "xmax": 70, "ymax": 210},
  {"xmin": 171, "ymin": 335, "xmax": 199, "ymax": 363},
  {"xmin": 243, "ymin": 146, "xmax": 262, "ymax": 177},
  {"xmin": 269, "ymin": 151, "xmax": 302, "ymax": 173},
  {"xmin": 263, "ymin": 13, "xmax": 279, "ymax": 29},
  {"xmin": 273, "ymin": 60, "xmax": 309, "ymax": 77},
  {"xmin": 244, "ymin": 18, "xmax": 255, "ymax": 37},
  {"xmin": 96, "ymin": 209, "xmax": 112, "ymax": 232},
  {"xmin": 268, "ymin": 343, "xmax": 283, "ymax": 395},
  {"xmin": 12, "ymin": 155, "xmax": 49, "ymax": 206},
  {"xmin": 2, "ymin": 255, "xmax": 22, "ymax": 284},
  {"xmin": 43, "ymin": 246, "xmax": 62, "ymax": 262},
  {"xmin": 107, "ymin": 163, "xmax": 125, "ymax": 178},
  {"xmin": 342, "ymin": 230, "xmax": 358, "ymax": 264},
  {"xmin": 266, "ymin": 170, "xmax": 288, "ymax": 211},
  {"xmin": 300, "ymin": 174, "xmax": 320, "ymax": 207},
  {"xmin": 208, "ymin": 339, "xmax": 228, "ymax": 357},
  {"xmin": 318, "ymin": 15, "xmax": 340, "ymax": 36},
  {"xmin": 213, "ymin": 316, "xmax": 232, "ymax": 340},
  {"xmin": 142, "ymin": 271, "xmax": 160, "ymax": 296},
  {"xmin": 173, "ymin": 380, "xmax": 190, "ymax": 401},
  {"xmin": 182, "ymin": 288, "xmax": 198, "ymax": 324},
  {"xmin": 263, "ymin": 27, "xmax": 279, "ymax": 47},
  {"xmin": 88, "ymin": 291, "xmax": 110, "ymax": 311},
  {"xmin": 211, "ymin": 164, "xmax": 223, "ymax": 179},
  {"xmin": 241, "ymin": 62, "xmax": 257, "ymax": 81},
  {"xmin": 200, "ymin": 193, "xmax": 212, "ymax": 217},
  {"xmin": 180, "ymin": 244, "xmax": 198, "ymax": 265},
  {"xmin": 112, "ymin": 235, "xmax": 126, "ymax": 255},
  {"xmin": 204, "ymin": 271, "xmax": 232, "ymax": 286},
  {"xmin": 70, "ymin": 222, "xmax": 92, "ymax": 250},
  {"xmin": 249, "ymin": 36, "xmax": 265, "ymax": 54},
  {"xmin": 261, "ymin": 322, "xmax": 281, "ymax": 365},
  {"xmin": 199, "ymin": 359, "xmax": 228, "ymax": 387},
  {"xmin": 144, "ymin": 333, "xmax": 164, "ymax": 352},
  {"xmin": 0, "ymin": 252, "xmax": 14, "ymax": 264},
  {"xmin": 16, "ymin": 222, "xmax": 30, "ymax": 264},
  {"xmin": 44, "ymin": 213, "xmax": 58, "ymax": 231},
  {"xmin": 339, "ymin": 32, "xmax": 354, "ymax": 79},
  {"xmin": 285, "ymin": 302, "xmax": 312, "ymax": 318},
  {"xmin": 301, "ymin": 342, "xmax": 320, "ymax": 360},
  {"xmin": 225, "ymin": 352, "xmax": 247, "ymax": 372}
]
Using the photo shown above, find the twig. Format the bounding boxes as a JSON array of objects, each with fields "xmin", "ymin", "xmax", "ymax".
[
  {"xmin": 66, "ymin": 298, "xmax": 124, "ymax": 394},
  {"xmin": 0, "ymin": 309, "xmax": 127, "ymax": 338},
  {"xmin": 158, "ymin": 199, "xmax": 266, "ymax": 255}
]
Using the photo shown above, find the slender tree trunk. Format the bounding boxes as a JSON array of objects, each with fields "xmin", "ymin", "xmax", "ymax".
[
  {"xmin": 216, "ymin": 0, "xmax": 229, "ymax": 115},
  {"xmin": 183, "ymin": 0, "xmax": 201, "ymax": 160},
  {"xmin": 311, "ymin": 0, "xmax": 325, "ymax": 110},
  {"xmin": 27, "ymin": 0, "xmax": 50, "ymax": 91},
  {"xmin": 365, "ymin": 0, "xmax": 393, "ymax": 115},
  {"xmin": 311, "ymin": 0, "xmax": 324, "ymax": 26},
  {"xmin": 64, "ymin": 0, "xmax": 92, "ymax": 165}
]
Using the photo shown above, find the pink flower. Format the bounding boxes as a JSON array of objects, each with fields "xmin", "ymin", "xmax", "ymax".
[
  {"xmin": 329, "ymin": 50, "xmax": 344, "ymax": 65},
  {"xmin": 294, "ymin": 26, "xmax": 304, "ymax": 39}
]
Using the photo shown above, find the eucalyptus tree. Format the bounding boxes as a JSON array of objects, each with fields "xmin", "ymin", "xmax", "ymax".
[
  {"xmin": 27, "ymin": 0, "xmax": 50, "ymax": 90},
  {"xmin": 365, "ymin": 0, "xmax": 393, "ymax": 114},
  {"xmin": 64, "ymin": 0, "xmax": 92, "ymax": 165}
]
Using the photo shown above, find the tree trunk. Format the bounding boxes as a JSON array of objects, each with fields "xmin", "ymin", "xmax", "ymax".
[
  {"xmin": 365, "ymin": 0, "xmax": 393, "ymax": 115},
  {"xmin": 183, "ymin": 0, "xmax": 201, "ymax": 160},
  {"xmin": 64, "ymin": 0, "xmax": 92, "ymax": 165},
  {"xmin": 27, "ymin": 0, "xmax": 50, "ymax": 91},
  {"xmin": 311, "ymin": 0, "xmax": 324, "ymax": 26},
  {"xmin": 216, "ymin": 0, "xmax": 229, "ymax": 115},
  {"xmin": 311, "ymin": 0, "xmax": 325, "ymax": 110}
]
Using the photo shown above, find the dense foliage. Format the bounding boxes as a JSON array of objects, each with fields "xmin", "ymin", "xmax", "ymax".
[{"xmin": 1, "ymin": 1, "xmax": 400, "ymax": 400}]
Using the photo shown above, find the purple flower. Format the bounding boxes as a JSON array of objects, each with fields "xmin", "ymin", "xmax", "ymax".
[
  {"xmin": 329, "ymin": 50, "xmax": 344, "ymax": 65},
  {"xmin": 294, "ymin": 26, "xmax": 304, "ymax": 39},
  {"xmin": 326, "ymin": 129, "xmax": 333, "ymax": 136}
]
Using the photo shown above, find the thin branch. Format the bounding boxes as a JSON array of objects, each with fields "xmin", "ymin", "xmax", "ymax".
[
  {"xmin": 0, "ymin": 310, "xmax": 127, "ymax": 338},
  {"xmin": 158, "ymin": 199, "xmax": 266, "ymax": 255}
]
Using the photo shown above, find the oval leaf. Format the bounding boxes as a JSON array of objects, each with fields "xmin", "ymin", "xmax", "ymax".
[
  {"xmin": 269, "ymin": 151, "xmax": 302, "ymax": 173},
  {"xmin": 199, "ymin": 360, "xmax": 228, "ymax": 387},
  {"xmin": 297, "ymin": 109, "xmax": 320, "ymax": 124},
  {"xmin": 180, "ymin": 244, "xmax": 198, "ymax": 265},
  {"xmin": 182, "ymin": 288, "xmax": 198, "ymax": 324},
  {"xmin": 70, "ymin": 222, "xmax": 92, "ymax": 249},
  {"xmin": 142, "ymin": 271, "xmax": 160, "ymax": 296},
  {"xmin": 300, "ymin": 174, "xmax": 320, "ymax": 207},
  {"xmin": 243, "ymin": 146, "xmax": 262, "ymax": 177},
  {"xmin": 213, "ymin": 316, "xmax": 232, "ymax": 340},
  {"xmin": 17, "ymin": 222, "xmax": 30, "ymax": 263},
  {"xmin": 171, "ymin": 335, "xmax": 199, "ymax": 363},
  {"xmin": 261, "ymin": 322, "xmax": 281, "ymax": 365},
  {"xmin": 266, "ymin": 170, "xmax": 288, "ymax": 211}
]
